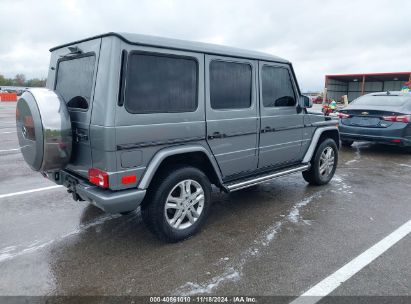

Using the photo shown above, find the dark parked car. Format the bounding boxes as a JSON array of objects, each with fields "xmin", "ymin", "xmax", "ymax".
[{"xmin": 338, "ymin": 91, "xmax": 411, "ymax": 147}]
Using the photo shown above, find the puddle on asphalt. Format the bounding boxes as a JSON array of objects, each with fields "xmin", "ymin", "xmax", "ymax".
[{"xmin": 175, "ymin": 175, "xmax": 352, "ymax": 295}]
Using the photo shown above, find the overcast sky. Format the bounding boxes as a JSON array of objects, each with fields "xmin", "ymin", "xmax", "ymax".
[{"xmin": 0, "ymin": 0, "xmax": 410, "ymax": 91}]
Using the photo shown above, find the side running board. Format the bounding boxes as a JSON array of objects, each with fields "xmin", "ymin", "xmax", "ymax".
[{"xmin": 226, "ymin": 164, "xmax": 310, "ymax": 192}]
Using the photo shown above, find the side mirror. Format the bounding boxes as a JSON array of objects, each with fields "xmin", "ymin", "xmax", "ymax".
[{"xmin": 299, "ymin": 95, "xmax": 313, "ymax": 108}]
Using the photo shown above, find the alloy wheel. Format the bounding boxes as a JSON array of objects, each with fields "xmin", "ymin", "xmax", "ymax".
[
  {"xmin": 319, "ymin": 146, "xmax": 335, "ymax": 177},
  {"xmin": 164, "ymin": 179, "xmax": 205, "ymax": 230}
]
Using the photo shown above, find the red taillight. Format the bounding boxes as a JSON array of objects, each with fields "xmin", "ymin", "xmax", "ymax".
[
  {"xmin": 338, "ymin": 112, "xmax": 351, "ymax": 119},
  {"xmin": 382, "ymin": 115, "xmax": 410, "ymax": 123},
  {"xmin": 121, "ymin": 175, "xmax": 137, "ymax": 185},
  {"xmin": 88, "ymin": 168, "xmax": 109, "ymax": 188},
  {"xmin": 391, "ymin": 139, "xmax": 402, "ymax": 143}
]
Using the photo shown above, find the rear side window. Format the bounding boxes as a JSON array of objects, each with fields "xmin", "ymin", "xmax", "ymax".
[
  {"xmin": 262, "ymin": 66, "xmax": 296, "ymax": 107},
  {"xmin": 210, "ymin": 61, "xmax": 252, "ymax": 109},
  {"xmin": 55, "ymin": 55, "xmax": 96, "ymax": 110},
  {"xmin": 124, "ymin": 53, "xmax": 198, "ymax": 114}
]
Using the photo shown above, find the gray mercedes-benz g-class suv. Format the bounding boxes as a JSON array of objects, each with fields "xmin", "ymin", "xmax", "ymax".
[{"xmin": 16, "ymin": 32, "xmax": 339, "ymax": 242}]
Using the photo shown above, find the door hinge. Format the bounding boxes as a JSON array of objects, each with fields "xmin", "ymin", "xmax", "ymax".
[{"xmin": 73, "ymin": 128, "xmax": 89, "ymax": 142}]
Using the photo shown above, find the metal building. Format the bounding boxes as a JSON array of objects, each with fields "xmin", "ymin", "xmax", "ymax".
[{"xmin": 324, "ymin": 72, "xmax": 411, "ymax": 102}]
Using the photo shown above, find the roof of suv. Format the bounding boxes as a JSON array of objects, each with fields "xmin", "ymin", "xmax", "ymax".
[{"xmin": 49, "ymin": 32, "xmax": 289, "ymax": 63}]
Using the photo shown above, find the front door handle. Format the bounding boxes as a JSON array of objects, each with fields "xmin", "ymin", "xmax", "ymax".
[
  {"xmin": 261, "ymin": 126, "xmax": 274, "ymax": 133},
  {"xmin": 208, "ymin": 131, "xmax": 225, "ymax": 140}
]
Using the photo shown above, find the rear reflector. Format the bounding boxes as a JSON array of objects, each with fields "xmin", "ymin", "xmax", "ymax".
[
  {"xmin": 121, "ymin": 175, "xmax": 137, "ymax": 185},
  {"xmin": 391, "ymin": 139, "xmax": 402, "ymax": 143},
  {"xmin": 382, "ymin": 115, "xmax": 411, "ymax": 123},
  {"xmin": 88, "ymin": 168, "xmax": 109, "ymax": 188},
  {"xmin": 338, "ymin": 112, "xmax": 351, "ymax": 119}
]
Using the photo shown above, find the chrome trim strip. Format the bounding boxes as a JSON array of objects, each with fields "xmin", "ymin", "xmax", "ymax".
[
  {"xmin": 214, "ymin": 147, "xmax": 257, "ymax": 157},
  {"xmin": 259, "ymin": 139, "xmax": 303, "ymax": 149},
  {"xmin": 207, "ymin": 130, "xmax": 257, "ymax": 140},
  {"xmin": 260, "ymin": 125, "xmax": 305, "ymax": 133},
  {"xmin": 227, "ymin": 164, "xmax": 309, "ymax": 191},
  {"xmin": 207, "ymin": 117, "xmax": 258, "ymax": 122},
  {"xmin": 116, "ymin": 120, "xmax": 204, "ymax": 127},
  {"xmin": 117, "ymin": 136, "xmax": 205, "ymax": 150}
]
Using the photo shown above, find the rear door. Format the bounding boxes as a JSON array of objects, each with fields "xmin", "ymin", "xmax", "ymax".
[
  {"xmin": 258, "ymin": 62, "xmax": 304, "ymax": 169},
  {"xmin": 48, "ymin": 39, "xmax": 101, "ymax": 177},
  {"xmin": 114, "ymin": 45, "xmax": 205, "ymax": 190},
  {"xmin": 205, "ymin": 55, "xmax": 259, "ymax": 179}
]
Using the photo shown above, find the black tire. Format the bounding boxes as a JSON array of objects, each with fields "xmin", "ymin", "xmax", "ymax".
[
  {"xmin": 141, "ymin": 166, "xmax": 212, "ymax": 242},
  {"xmin": 302, "ymin": 138, "xmax": 338, "ymax": 185},
  {"xmin": 341, "ymin": 140, "xmax": 354, "ymax": 147}
]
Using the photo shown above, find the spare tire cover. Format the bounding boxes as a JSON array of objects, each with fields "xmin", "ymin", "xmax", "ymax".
[{"xmin": 16, "ymin": 88, "xmax": 72, "ymax": 172}]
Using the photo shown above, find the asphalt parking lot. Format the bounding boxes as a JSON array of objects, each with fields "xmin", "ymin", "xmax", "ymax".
[{"xmin": 0, "ymin": 101, "xmax": 410, "ymax": 301}]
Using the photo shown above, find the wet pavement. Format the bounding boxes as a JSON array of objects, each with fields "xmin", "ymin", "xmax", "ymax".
[{"xmin": 0, "ymin": 102, "xmax": 410, "ymax": 299}]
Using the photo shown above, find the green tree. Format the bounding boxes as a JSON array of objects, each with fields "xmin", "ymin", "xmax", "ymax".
[
  {"xmin": 0, "ymin": 75, "xmax": 13, "ymax": 86},
  {"xmin": 0, "ymin": 74, "xmax": 6, "ymax": 86},
  {"xmin": 0, "ymin": 74, "xmax": 46, "ymax": 88},
  {"xmin": 26, "ymin": 78, "xmax": 46, "ymax": 87}
]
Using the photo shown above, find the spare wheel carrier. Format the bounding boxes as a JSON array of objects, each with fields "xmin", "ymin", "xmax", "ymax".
[{"xmin": 16, "ymin": 88, "xmax": 72, "ymax": 172}]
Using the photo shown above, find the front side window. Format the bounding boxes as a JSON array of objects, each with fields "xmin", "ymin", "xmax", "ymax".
[
  {"xmin": 55, "ymin": 55, "xmax": 96, "ymax": 110},
  {"xmin": 124, "ymin": 53, "xmax": 198, "ymax": 114},
  {"xmin": 210, "ymin": 60, "xmax": 252, "ymax": 109},
  {"xmin": 262, "ymin": 66, "xmax": 296, "ymax": 107}
]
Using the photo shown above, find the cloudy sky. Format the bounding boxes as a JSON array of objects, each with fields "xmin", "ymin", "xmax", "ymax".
[{"xmin": 0, "ymin": 0, "xmax": 410, "ymax": 91}]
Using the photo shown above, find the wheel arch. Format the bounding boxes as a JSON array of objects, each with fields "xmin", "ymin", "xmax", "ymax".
[
  {"xmin": 302, "ymin": 126, "xmax": 340, "ymax": 163},
  {"xmin": 138, "ymin": 145, "xmax": 224, "ymax": 190},
  {"xmin": 319, "ymin": 129, "xmax": 340, "ymax": 149}
]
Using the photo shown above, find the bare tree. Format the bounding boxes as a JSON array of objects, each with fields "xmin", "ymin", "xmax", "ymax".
[{"xmin": 14, "ymin": 74, "xmax": 26, "ymax": 86}]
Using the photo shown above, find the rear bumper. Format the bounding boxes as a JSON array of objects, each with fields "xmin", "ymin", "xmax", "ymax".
[
  {"xmin": 76, "ymin": 184, "xmax": 146, "ymax": 214},
  {"xmin": 50, "ymin": 170, "xmax": 146, "ymax": 213},
  {"xmin": 339, "ymin": 122, "xmax": 411, "ymax": 146},
  {"xmin": 340, "ymin": 131, "xmax": 411, "ymax": 146}
]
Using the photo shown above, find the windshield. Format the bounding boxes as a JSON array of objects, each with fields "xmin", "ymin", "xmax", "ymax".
[
  {"xmin": 352, "ymin": 94, "xmax": 411, "ymax": 107},
  {"xmin": 55, "ymin": 54, "xmax": 96, "ymax": 110}
]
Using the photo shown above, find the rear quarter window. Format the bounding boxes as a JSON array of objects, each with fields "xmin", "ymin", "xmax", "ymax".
[
  {"xmin": 55, "ymin": 54, "xmax": 96, "ymax": 110},
  {"xmin": 124, "ymin": 53, "xmax": 198, "ymax": 114}
]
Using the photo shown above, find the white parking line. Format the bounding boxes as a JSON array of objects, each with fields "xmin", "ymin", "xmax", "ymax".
[
  {"xmin": 0, "ymin": 185, "xmax": 62, "ymax": 199},
  {"xmin": 0, "ymin": 130, "xmax": 16, "ymax": 134},
  {"xmin": 290, "ymin": 219, "xmax": 411, "ymax": 304},
  {"xmin": 0, "ymin": 148, "xmax": 20, "ymax": 152}
]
